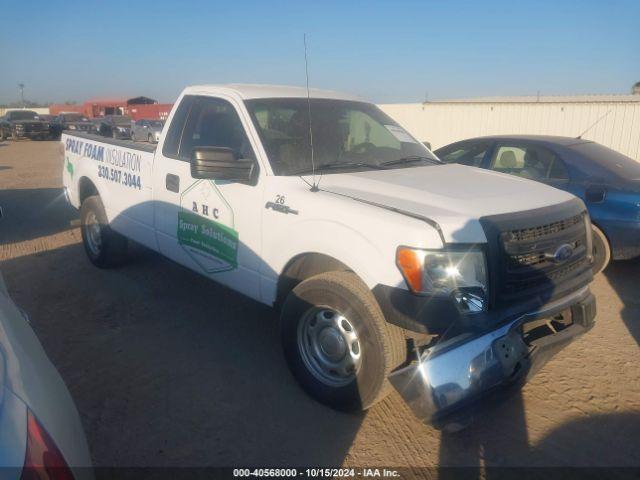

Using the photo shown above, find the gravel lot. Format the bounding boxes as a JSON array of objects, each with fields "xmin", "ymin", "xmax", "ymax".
[{"xmin": 0, "ymin": 140, "xmax": 639, "ymax": 472}]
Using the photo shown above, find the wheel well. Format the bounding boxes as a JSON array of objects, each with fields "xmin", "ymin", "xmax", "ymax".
[
  {"xmin": 276, "ymin": 253, "xmax": 351, "ymax": 307},
  {"xmin": 78, "ymin": 177, "xmax": 98, "ymax": 205}
]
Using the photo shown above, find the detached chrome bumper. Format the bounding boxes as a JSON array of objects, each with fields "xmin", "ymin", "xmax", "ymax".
[{"xmin": 389, "ymin": 287, "xmax": 596, "ymax": 429}]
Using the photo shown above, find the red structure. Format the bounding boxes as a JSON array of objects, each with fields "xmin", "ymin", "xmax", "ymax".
[
  {"xmin": 49, "ymin": 96, "xmax": 173, "ymax": 120},
  {"xmin": 125, "ymin": 103, "xmax": 173, "ymax": 120}
]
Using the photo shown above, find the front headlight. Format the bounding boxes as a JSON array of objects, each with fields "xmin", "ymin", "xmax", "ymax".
[
  {"xmin": 117, "ymin": 127, "xmax": 127, "ymax": 133},
  {"xmin": 396, "ymin": 246, "xmax": 488, "ymax": 313}
]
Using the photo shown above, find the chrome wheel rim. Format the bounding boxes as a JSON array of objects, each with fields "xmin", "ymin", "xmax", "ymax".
[
  {"xmin": 84, "ymin": 211, "xmax": 102, "ymax": 256},
  {"xmin": 297, "ymin": 307, "xmax": 362, "ymax": 387}
]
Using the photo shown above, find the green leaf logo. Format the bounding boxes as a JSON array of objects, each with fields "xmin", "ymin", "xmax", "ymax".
[{"xmin": 66, "ymin": 156, "xmax": 74, "ymax": 178}]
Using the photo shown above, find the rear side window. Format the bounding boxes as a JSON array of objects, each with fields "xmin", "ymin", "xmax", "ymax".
[
  {"xmin": 490, "ymin": 144, "xmax": 568, "ymax": 180},
  {"xmin": 436, "ymin": 141, "xmax": 489, "ymax": 167},
  {"xmin": 569, "ymin": 142, "xmax": 640, "ymax": 179}
]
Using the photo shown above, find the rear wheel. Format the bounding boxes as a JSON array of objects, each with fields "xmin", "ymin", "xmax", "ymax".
[
  {"xmin": 148, "ymin": 133, "xmax": 153, "ymax": 143},
  {"xmin": 591, "ymin": 224, "xmax": 611, "ymax": 274},
  {"xmin": 280, "ymin": 270, "xmax": 406, "ymax": 411},
  {"xmin": 80, "ymin": 195, "xmax": 128, "ymax": 268}
]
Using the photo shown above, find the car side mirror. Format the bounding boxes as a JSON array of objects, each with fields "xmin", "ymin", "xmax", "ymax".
[{"xmin": 191, "ymin": 146, "xmax": 256, "ymax": 183}]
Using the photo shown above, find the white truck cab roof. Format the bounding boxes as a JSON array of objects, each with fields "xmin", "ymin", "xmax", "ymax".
[{"xmin": 183, "ymin": 83, "xmax": 364, "ymax": 101}]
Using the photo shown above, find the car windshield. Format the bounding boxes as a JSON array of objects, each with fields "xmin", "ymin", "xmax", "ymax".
[
  {"xmin": 245, "ymin": 98, "xmax": 438, "ymax": 175},
  {"xmin": 64, "ymin": 114, "xmax": 89, "ymax": 122},
  {"xmin": 569, "ymin": 141, "xmax": 640, "ymax": 180},
  {"xmin": 112, "ymin": 116, "xmax": 132, "ymax": 126},
  {"xmin": 9, "ymin": 111, "xmax": 38, "ymax": 121},
  {"xmin": 150, "ymin": 120, "xmax": 164, "ymax": 128}
]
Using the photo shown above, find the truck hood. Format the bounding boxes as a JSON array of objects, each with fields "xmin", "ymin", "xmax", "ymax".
[{"xmin": 316, "ymin": 164, "xmax": 577, "ymax": 243}]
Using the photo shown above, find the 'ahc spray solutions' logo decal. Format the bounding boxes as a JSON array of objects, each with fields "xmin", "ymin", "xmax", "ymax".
[{"xmin": 177, "ymin": 180, "xmax": 239, "ymax": 273}]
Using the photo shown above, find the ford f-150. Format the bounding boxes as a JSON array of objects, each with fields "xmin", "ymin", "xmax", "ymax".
[{"xmin": 61, "ymin": 84, "xmax": 596, "ymax": 428}]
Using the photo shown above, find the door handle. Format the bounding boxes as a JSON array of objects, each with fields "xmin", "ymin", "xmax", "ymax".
[{"xmin": 166, "ymin": 174, "xmax": 180, "ymax": 193}]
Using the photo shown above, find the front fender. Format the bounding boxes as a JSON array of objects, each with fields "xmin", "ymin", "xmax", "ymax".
[{"xmin": 261, "ymin": 216, "xmax": 433, "ymax": 305}]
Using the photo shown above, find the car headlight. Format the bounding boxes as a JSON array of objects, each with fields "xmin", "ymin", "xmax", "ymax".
[
  {"xmin": 396, "ymin": 246, "xmax": 488, "ymax": 313},
  {"xmin": 116, "ymin": 127, "xmax": 127, "ymax": 132}
]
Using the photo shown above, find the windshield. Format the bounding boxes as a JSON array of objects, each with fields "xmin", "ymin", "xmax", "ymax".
[
  {"xmin": 150, "ymin": 120, "xmax": 164, "ymax": 128},
  {"xmin": 64, "ymin": 114, "xmax": 89, "ymax": 122},
  {"xmin": 9, "ymin": 111, "xmax": 38, "ymax": 121},
  {"xmin": 569, "ymin": 141, "xmax": 640, "ymax": 180},
  {"xmin": 245, "ymin": 98, "xmax": 437, "ymax": 175}
]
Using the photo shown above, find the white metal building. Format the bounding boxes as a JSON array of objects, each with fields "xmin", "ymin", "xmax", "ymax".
[{"xmin": 379, "ymin": 95, "xmax": 640, "ymax": 161}]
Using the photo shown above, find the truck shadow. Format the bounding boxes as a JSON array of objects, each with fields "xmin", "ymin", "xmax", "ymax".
[{"xmin": 604, "ymin": 259, "xmax": 640, "ymax": 346}]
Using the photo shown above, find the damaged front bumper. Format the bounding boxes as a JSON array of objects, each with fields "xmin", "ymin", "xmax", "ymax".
[{"xmin": 389, "ymin": 286, "xmax": 596, "ymax": 429}]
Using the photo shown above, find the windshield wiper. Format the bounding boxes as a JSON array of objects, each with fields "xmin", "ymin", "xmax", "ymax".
[
  {"xmin": 381, "ymin": 156, "xmax": 443, "ymax": 167},
  {"xmin": 291, "ymin": 162, "xmax": 388, "ymax": 175}
]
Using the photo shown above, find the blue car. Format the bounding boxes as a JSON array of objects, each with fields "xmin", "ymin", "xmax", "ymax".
[{"xmin": 434, "ymin": 135, "xmax": 640, "ymax": 273}]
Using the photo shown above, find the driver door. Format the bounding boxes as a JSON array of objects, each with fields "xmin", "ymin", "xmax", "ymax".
[{"xmin": 153, "ymin": 94, "xmax": 265, "ymax": 301}]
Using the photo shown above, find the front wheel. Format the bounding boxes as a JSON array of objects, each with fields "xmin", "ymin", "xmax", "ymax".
[
  {"xmin": 591, "ymin": 224, "xmax": 611, "ymax": 274},
  {"xmin": 280, "ymin": 271, "xmax": 406, "ymax": 412},
  {"xmin": 80, "ymin": 195, "xmax": 128, "ymax": 268}
]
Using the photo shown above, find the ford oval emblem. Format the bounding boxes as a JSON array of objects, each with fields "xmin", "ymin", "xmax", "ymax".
[{"xmin": 548, "ymin": 244, "xmax": 574, "ymax": 264}]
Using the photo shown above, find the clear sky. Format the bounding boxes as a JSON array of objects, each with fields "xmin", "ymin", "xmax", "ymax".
[{"xmin": 1, "ymin": 0, "xmax": 639, "ymax": 105}]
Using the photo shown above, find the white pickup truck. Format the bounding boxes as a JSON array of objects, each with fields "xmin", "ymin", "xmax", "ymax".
[{"xmin": 62, "ymin": 84, "xmax": 596, "ymax": 427}]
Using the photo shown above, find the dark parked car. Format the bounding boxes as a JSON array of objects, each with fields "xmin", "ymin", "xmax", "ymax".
[
  {"xmin": 97, "ymin": 115, "xmax": 132, "ymax": 139},
  {"xmin": 0, "ymin": 110, "xmax": 51, "ymax": 141},
  {"xmin": 434, "ymin": 135, "xmax": 640, "ymax": 273},
  {"xmin": 51, "ymin": 113, "xmax": 96, "ymax": 139}
]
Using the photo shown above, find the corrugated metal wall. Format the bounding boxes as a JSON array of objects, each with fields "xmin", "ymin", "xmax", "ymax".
[{"xmin": 379, "ymin": 101, "xmax": 640, "ymax": 161}]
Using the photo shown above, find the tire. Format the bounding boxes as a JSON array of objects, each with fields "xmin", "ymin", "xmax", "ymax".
[
  {"xmin": 280, "ymin": 270, "xmax": 406, "ymax": 412},
  {"xmin": 80, "ymin": 195, "xmax": 128, "ymax": 268},
  {"xmin": 0, "ymin": 128, "xmax": 4, "ymax": 141},
  {"xmin": 131, "ymin": 131, "xmax": 136, "ymax": 142},
  {"xmin": 11, "ymin": 129, "xmax": 18, "ymax": 141},
  {"xmin": 148, "ymin": 134, "xmax": 153, "ymax": 143},
  {"xmin": 591, "ymin": 224, "xmax": 611, "ymax": 274},
  {"xmin": 112, "ymin": 130, "xmax": 118, "ymax": 139}
]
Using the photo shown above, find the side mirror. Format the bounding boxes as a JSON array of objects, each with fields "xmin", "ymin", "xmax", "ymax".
[{"xmin": 191, "ymin": 146, "xmax": 256, "ymax": 182}]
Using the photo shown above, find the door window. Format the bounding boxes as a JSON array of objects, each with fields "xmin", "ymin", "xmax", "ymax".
[
  {"xmin": 490, "ymin": 145, "xmax": 568, "ymax": 180},
  {"xmin": 178, "ymin": 96, "xmax": 255, "ymax": 162},
  {"xmin": 436, "ymin": 142, "xmax": 489, "ymax": 167}
]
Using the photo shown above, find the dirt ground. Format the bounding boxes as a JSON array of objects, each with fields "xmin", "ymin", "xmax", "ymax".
[{"xmin": 0, "ymin": 140, "xmax": 639, "ymax": 472}]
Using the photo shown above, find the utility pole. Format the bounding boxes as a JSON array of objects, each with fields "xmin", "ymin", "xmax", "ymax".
[{"xmin": 18, "ymin": 83, "xmax": 25, "ymax": 108}]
